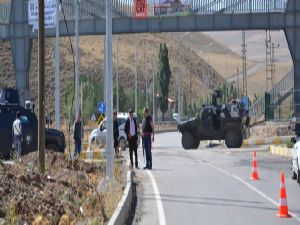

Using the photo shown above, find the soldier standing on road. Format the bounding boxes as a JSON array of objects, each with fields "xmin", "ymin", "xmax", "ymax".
[
  {"xmin": 113, "ymin": 110, "xmax": 120, "ymax": 158},
  {"xmin": 73, "ymin": 113, "xmax": 84, "ymax": 157},
  {"xmin": 12, "ymin": 111, "xmax": 22, "ymax": 160},
  {"xmin": 142, "ymin": 108, "xmax": 154, "ymax": 170},
  {"xmin": 124, "ymin": 109, "xmax": 139, "ymax": 169}
]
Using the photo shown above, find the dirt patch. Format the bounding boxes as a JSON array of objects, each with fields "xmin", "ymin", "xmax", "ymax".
[
  {"xmin": 0, "ymin": 150, "xmax": 124, "ymax": 224},
  {"xmin": 250, "ymin": 123, "xmax": 294, "ymax": 138}
]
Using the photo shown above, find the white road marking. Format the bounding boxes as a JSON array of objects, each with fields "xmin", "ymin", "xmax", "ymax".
[
  {"xmin": 197, "ymin": 159, "xmax": 300, "ymax": 222},
  {"xmin": 147, "ymin": 170, "xmax": 167, "ymax": 225}
]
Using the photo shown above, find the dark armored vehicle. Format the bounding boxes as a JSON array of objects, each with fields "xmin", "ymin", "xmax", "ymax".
[
  {"xmin": 0, "ymin": 88, "xmax": 65, "ymax": 157},
  {"xmin": 178, "ymin": 91, "xmax": 250, "ymax": 149}
]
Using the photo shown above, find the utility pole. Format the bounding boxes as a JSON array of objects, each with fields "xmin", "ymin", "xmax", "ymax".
[
  {"xmin": 116, "ymin": 35, "xmax": 119, "ymax": 112},
  {"xmin": 265, "ymin": 30, "xmax": 279, "ymax": 91},
  {"xmin": 153, "ymin": 70, "xmax": 155, "ymax": 125},
  {"xmin": 144, "ymin": 40, "xmax": 148, "ymax": 108},
  {"xmin": 177, "ymin": 68, "xmax": 181, "ymax": 122},
  {"xmin": 105, "ymin": 0, "xmax": 114, "ymax": 180},
  {"xmin": 266, "ymin": 30, "xmax": 272, "ymax": 91},
  {"xmin": 135, "ymin": 35, "xmax": 138, "ymax": 113},
  {"xmin": 104, "ymin": 36, "xmax": 106, "ymax": 103},
  {"xmin": 55, "ymin": 0, "xmax": 60, "ymax": 129},
  {"xmin": 236, "ymin": 68, "xmax": 239, "ymax": 98},
  {"xmin": 38, "ymin": 0, "xmax": 45, "ymax": 173},
  {"xmin": 241, "ymin": 30, "xmax": 247, "ymax": 96},
  {"xmin": 75, "ymin": 0, "xmax": 80, "ymax": 117},
  {"xmin": 81, "ymin": 82, "xmax": 83, "ymax": 119}
]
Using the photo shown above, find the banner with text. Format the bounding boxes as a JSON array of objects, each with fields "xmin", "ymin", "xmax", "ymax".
[
  {"xmin": 28, "ymin": 0, "xmax": 58, "ymax": 31},
  {"xmin": 134, "ymin": 0, "xmax": 147, "ymax": 18}
]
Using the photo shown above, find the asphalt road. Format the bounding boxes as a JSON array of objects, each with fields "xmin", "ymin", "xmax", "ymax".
[{"xmin": 130, "ymin": 132, "xmax": 300, "ymax": 225}]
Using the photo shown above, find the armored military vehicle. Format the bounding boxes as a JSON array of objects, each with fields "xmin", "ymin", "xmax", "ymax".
[
  {"xmin": 0, "ymin": 87, "xmax": 65, "ymax": 158},
  {"xmin": 177, "ymin": 90, "xmax": 250, "ymax": 149}
]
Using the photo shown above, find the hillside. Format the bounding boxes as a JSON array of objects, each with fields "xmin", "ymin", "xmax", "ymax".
[{"xmin": 0, "ymin": 33, "xmax": 225, "ymax": 119}]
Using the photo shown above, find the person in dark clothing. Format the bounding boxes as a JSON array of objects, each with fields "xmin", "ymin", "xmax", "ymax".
[
  {"xmin": 142, "ymin": 108, "xmax": 154, "ymax": 169},
  {"xmin": 73, "ymin": 113, "xmax": 84, "ymax": 157},
  {"xmin": 124, "ymin": 109, "xmax": 139, "ymax": 169},
  {"xmin": 113, "ymin": 110, "xmax": 120, "ymax": 157}
]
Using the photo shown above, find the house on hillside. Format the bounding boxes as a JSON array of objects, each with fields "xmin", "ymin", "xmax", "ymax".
[
  {"xmin": 147, "ymin": 0, "xmax": 191, "ymax": 16},
  {"xmin": 155, "ymin": 96, "xmax": 176, "ymax": 121}
]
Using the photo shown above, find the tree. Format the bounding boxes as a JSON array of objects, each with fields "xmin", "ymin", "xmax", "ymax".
[{"xmin": 157, "ymin": 43, "xmax": 172, "ymax": 121}]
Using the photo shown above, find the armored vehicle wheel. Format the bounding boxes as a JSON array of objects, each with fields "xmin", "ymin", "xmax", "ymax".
[
  {"xmin": 193, "ymin": 139, "xmax": 200, "ymax": 149},
  {"xmin": 182, "ymin": 132, "xmax": 195, "ymax": 150},
  {"xmin": 225, "ymin": 129, "xmax": 243, "ymax": 148}
]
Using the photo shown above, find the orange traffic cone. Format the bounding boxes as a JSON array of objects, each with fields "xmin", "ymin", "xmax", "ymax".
[
  {"xmin": 277, "ymin": 171, "xmax": 291, "ymax": 218},
  {"xmin": 250, "ymin": 151, "xmax": 260, "ymax": 180}
]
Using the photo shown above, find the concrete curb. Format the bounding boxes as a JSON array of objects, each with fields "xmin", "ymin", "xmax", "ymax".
[
  {"xmin": 242, "ymin": 136, "xmax": 292, "ymax": 147},
  {"xmin": 269, "ymin": 145, "xmax": 292, "ymax": 157},
  {"xmin": 65, "ymin": 150, "xmax": 105, "ymax": 160},
  {"xmin": 108, "ymin": 170, "xmax": 133, "ymax": 225}
]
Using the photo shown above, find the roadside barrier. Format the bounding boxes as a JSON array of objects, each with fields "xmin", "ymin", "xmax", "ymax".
[
  {"xmin": 269, "ymin": 145, "xmax": 292, "ymax": 157},
  {"xmin": 250, "ymin": 151, "xmax": 260, "ymax": 180},
  {"xmin": 242, "ymin": 136, "xmax": 292, "ymax": 147},
  {"xmin": 277, "ymin": 172, "xmax": 291, "ymax": 218}
]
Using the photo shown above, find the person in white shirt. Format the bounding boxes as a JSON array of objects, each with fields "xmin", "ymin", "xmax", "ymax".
[
  {"xmin": 124, "ymin": 109, "xmax": 139, "ymax": 169},
  {"xmin": 12, "ymin": 111, "xmax": 22, "ymax": 160}
]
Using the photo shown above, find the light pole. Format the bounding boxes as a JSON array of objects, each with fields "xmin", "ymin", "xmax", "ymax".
[
  {"xmin": 75, "ymin": 0, "xmax": 80, "ymax": 117},
  {"xmin": 177, "ymin": 68, "xmax": 181, "ymax": 122},
  {"xmin": 116, "ymin": 35, "xmax": 119, "ymax": 112},
  {"xmin": 144, "ymin": 40, "xmax": 148, "ymax": 108},
  {"xmin": 153, "ymin": 70, "xmax": 155, "ymax": 125},
  {"xmin": 55, "ymin": 0, "xmax": 60, "ymax": 129},
  {"xmin": 135, "ymin": 35, "xmax": 138, "ymax": 114},
  {"xmin": 105, "ymin": 0, "xmax": 114, "ymax": 180},
  {"xmin": 38, "ymin": 0, "xmax": 45, "ymax": 173}
]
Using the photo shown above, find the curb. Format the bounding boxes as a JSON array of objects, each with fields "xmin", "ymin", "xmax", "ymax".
[
  {"xmin": 108, "ymin": 170, "xmax": 133, "ymax": 225},
  {"xmin": 65, "ymin": 150, "xmax": 105, "ymax": 160},
  {"xmin": 269, "ymin": 145, "xmax": 292, "ymax": 157},
  {"xmin": 242, "ymin": 136, "xmax": 292, "ymax": 147}
]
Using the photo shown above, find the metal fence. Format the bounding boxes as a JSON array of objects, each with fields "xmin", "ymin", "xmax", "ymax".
[
  {"xmin": 249, "ymin": 69, "xmax": 294, "ymax": 121},
  {"xmin": 0, "ymin": 3, "xmax": 10, "ymax": 24}
]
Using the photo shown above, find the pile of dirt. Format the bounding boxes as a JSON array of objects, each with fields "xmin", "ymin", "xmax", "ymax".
[{"xmin": 0, "ymin": 150, "xmax": 122, "ymax": 224}]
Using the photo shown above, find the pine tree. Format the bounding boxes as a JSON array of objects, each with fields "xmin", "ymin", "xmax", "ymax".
[{"xmin": 157, "ymin": 43, "xmax": 172, "ymax": 120}]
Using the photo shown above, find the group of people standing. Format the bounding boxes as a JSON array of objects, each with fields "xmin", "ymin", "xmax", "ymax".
[
  {"xmin": 12, "ymin": 107, "xmax": 154, "ymax": 170},
  {"xmin": 73, "ymin": 108, "xmax": 154, "ymax": 170},
  {"xmin": 121, "ymin": 108, "xmax": 154, "ymax": 170}
]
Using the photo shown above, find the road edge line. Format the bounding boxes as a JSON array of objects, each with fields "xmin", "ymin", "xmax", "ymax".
[{"xmin": 147, "ymin": 170, "xmax": 167, "ymax": 225}]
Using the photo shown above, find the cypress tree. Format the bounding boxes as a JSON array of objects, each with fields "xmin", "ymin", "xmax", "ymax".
[{"xmin": 157, "ymin": 43, "xmax": 172, "ymax": 120}]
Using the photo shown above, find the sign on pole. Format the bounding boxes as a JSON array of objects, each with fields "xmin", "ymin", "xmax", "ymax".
[
  {"xmin": 97, "ymin": 101, "xmax": 106, "ymax": 114},
  {"xmin": 28, "ymin": 0, "xmax": 58, "ymax": 31},
  {"xmin": 134, "ymin": 0, "xmax": 147, "ymax": 19}
]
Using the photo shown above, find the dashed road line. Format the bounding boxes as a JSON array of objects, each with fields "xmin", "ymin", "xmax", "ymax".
[{"xmin": 197, "ymin": 159, "xmax": 300, "ymax": 222}]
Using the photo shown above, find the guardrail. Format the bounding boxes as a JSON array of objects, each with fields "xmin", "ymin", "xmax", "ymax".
[{"xmin": 0, "ymin": 0, "xmax": 289, "ymax": 25}]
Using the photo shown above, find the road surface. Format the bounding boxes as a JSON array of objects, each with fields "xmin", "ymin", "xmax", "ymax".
[{"xmin": 129, "ymin": 132, "xmax": 300, "ymax": 225}]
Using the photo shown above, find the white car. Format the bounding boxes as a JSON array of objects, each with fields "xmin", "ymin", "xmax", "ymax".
[
  {"xmin": 291, "ymin": 124, "xmax": 300, "ymax": 186},
  {"xmin": 291, "ymin": 139, "xmax": 300, "ymax": 185},
  {"xmin": 88, "ymin": 113, "xmax": 140, "ymax": 151}
]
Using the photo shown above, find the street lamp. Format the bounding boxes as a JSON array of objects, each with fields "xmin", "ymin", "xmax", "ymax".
[{"xmin": 75, "ymin": 0, "xmax": 81, "ymax": 117}]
